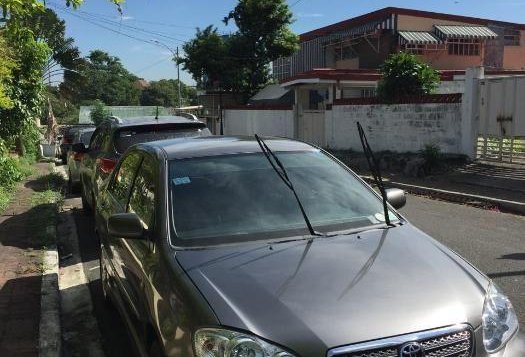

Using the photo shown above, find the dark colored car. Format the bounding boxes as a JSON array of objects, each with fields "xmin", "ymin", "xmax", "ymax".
[
  {"xmin": 75, "ymin": 115, "xmax": 210, "ymax": 213},
  {"xmin": 95, "ymin": 136, "xmax": 523, "ymax": 357},
  {"xmin": 67, "ymin": 127, "xmax": 96, "ymax": 193},
  {"xmin": 59, "ymin": 125, "xmax": 95, "ymax": 164}
]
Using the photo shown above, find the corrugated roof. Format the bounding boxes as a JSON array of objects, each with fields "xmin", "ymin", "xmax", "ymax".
[
  {"xmin": 434, "ymin": 25, "xmax": 498, "ymax": 39},
  {"xmin": 398, "ymin": 31, "xmax": 440, "ymax": 44}
]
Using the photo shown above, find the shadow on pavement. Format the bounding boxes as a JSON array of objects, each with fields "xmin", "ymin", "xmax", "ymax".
[
  {"xmin": 498, "ymin": 253, "xmax": 525, "ymax": 261},
  {"xmin": 0, "ymin": 275, "xmax": 42, "ymax": 356}
]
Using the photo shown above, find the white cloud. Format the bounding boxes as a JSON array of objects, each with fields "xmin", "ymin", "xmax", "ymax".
[{"xmin": 297, "ymin": 13, "xmax": 324, "ymax": 18}]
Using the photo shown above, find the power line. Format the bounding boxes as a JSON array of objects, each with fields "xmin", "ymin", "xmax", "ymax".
[
  {"xmin": 52, "ymin": 5, "xmax": 188, "ymax": 43},
  {"xmin": 134, "ymin": 56, "xmax": 172, "ymax": 74},
  {"xmin": 290, "ymin": 0, "xmax": 305, "ymax": 7}
]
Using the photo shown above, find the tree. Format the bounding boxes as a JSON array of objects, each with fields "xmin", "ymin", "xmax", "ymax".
[
  {"xmin": 223, "ymin": 0, "xmax": 299, "ymax": 96},
  {"xmin": 181, "ymin": 0, "xmax": 299, "ymax": 99},
  {"xmin": 377, "ymin": 52, "xmax": 440, "ymax": 101},
  {"xmin": 140, "ymin": 79, "xmax": 196, "ymax": 107},
  {"xmin": 90, "ymin": 100, "xmax": 109, "ymax": 125},
  {"xmin": 19, "ymin": 8, "xmax": 82, "ymax": 79},
  {"xmin": 0, "ymin": 27, "xmax": 49, "ymax": 157},
  {"xmin": 0, "ymin": 33, "xmax": 17, "ymax": 109},
  {"xmin": 74, "ymin": 50, "xmax": 140, "ymax": 106}
]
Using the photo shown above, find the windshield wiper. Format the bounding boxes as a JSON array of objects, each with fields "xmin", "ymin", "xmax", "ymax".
[
  {"xmin": 356, "ymin": 122, "xmax": 395, "ymax": 227},
  {"xmin": 254, "ymin": 134, "xmax": 324, "ymax": 237}
]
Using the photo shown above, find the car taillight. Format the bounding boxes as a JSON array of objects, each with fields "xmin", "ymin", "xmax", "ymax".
[
  {"xmin": 73, "ymin": 152, "xmax": 84, "ymax": 161},
  {"xmin": 97, "ymin": 158, "xmax": 117, "ymax": 174}
]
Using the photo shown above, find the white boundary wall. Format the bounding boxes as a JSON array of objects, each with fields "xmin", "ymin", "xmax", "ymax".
[
  {"xmin": 326, "ymin": 103, "xmax": 463, "ymax": 153},
  {"xmin": 223, "ymin": 109, "xmax": 294, "ymax": 137},
  {"xmin": 223, "ymin": 103, "xmax": 465, "ymax": 154}
]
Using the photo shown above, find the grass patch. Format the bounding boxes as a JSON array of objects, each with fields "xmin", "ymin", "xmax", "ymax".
[
  {"xmin": 32, "ymin": 171, "xmax": 67, "ymax": 192},
  {"xmin": 31, "ymin": 189, "xmax": 64, "ymax": 209}
]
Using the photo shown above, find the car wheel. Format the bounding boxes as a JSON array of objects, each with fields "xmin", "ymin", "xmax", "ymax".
[{"xmin": 149, "ymin": 340, "xmax": 164, "ymax": 357}]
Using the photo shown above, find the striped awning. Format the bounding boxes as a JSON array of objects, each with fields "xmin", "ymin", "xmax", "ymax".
[
  {"xmin": 398, "ymin": 31, "xmax": 440, "ymax": 44},
  {"xmin": 434, "ymin": 25, "xmax": 498, "ymax": 39}
]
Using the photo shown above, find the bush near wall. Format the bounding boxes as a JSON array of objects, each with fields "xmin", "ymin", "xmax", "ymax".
[{"xmin": 0, "ymin": 141, "xmax": 34, "ymax": 212}]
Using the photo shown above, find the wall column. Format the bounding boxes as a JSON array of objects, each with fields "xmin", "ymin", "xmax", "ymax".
[{"xmin": 461, "ymin": 66, "xmax": 485, "ymax": 159}]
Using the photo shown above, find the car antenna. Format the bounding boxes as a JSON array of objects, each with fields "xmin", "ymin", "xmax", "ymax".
[
  {"xmin": 356, "ymin": 122, "xmax": 394, "ymax": 227},
  {"xmin": 155, "ymin": 106, "xmax": 159, "ymax": 120},
  {"xmin": 254, "ymin": 134, "xmax": 323, "ymax": 237}
]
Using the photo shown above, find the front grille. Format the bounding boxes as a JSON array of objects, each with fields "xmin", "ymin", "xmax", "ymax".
[{"xmin": 331, "ymin": 325, "xmax": 473, "ymax": 357}]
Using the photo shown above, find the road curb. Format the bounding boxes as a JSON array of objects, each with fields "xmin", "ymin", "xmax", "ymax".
[
  {"xmin": 38, "ymin": 166, "xmax": 62, "ymax": 357},
  {"xmin": 38, "ymin": 224, "xmax": 61, "ymax": 357},
  {"xmin": 361, "ymin": 176, "xmax": 525, "ymax": 216}
]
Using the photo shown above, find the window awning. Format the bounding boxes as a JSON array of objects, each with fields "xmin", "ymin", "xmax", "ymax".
[
  {"xmin": 398, "ymin": 31, "xmax": 440, "ymax": 44},
  {"xmin": 434, "ymin": 25, "xmax": 498, "ymax": 39}
]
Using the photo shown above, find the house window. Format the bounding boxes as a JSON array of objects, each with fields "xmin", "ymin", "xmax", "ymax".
[
  {"xmin": 404, "ymin": 44, "xmax": 425, "ymax": 55},
  {"xmin": 504, "ymin": 29, "xmax": 520, "ymax": 46},
  {"xmin": 334, "ymin": 45, "xmax": 357, "ymax": 60},
  {"xmin": 447, "ymin": 38, "xmax": 480, "ymax": 56},
  {"xmin": 361, "ymin": 88, "xmax": 376, "ymax": 98},
  {"xmin": 308, "ymin": 90, "xmax": 326, "ymax": 110}
]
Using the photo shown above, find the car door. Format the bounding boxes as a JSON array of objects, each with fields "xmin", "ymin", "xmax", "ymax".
[
  {"xmin": 99, "ymin": 151, "xmax": 144, "ymax": 320},
  {"xmin": 116, "ymin": 154, "xmax": 159, "ymax": 332},
  {"xmin": 81, "ymin": 125, "xmax": 107, "ymax": 207}
]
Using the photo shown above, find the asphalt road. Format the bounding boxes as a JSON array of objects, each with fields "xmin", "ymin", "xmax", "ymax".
[
  {"xmin": 400, "ymin": 195, "xmax": 525, "ymax": 329},
  {"xmin": 69, "ymin": 193, "xmax": 525, "ymax": 355}
]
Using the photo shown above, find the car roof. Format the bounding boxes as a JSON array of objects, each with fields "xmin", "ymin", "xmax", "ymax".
[
  {"xmin": 107, "ymin": 115, "xmax": 204, "ymax": 128},
  {"xmin": 78, "ymin": 127, "xmax": 96, "ymax": 134},
  {"xmin": 142, "ymin": 135, "xmax": 318, "ymax": 160}
]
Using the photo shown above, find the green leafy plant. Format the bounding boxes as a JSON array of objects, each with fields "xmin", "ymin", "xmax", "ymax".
[
  {"xmin": 420, "ymin": 143, "xmax": 442, "ymax": 174},
  {"xmin": 377, "ymin": 52, "xmax": 440, "ymax": 101},
  {"xmin": 90, "ymin": 99, "xmax": 110, "ymax": 125}
]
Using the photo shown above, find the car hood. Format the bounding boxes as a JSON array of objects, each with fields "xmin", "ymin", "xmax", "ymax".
[{"xmin": 175, "ymin": 224, "xmax": 489, "ymax": 357}]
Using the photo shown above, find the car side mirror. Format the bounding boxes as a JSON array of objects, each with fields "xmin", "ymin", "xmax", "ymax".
[
  {"xmin": 107, "ymin": 213, "xmax": 144, "ymax": 240},
  {"xmin": 385, "ymin": 188, "xmax": 406, "ymax": 209},
  {"xmin": 72, "ymin": 142, "xmax": 88, "ymax": 153}
]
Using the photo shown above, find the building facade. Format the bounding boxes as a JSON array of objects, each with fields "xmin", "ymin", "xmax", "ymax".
[{"xmin": 273, "ymin": 7, "xmax": 525, "ymax": 81}]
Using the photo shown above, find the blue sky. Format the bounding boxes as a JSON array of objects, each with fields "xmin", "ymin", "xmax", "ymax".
[{"xmin": 50, "ymin": 0, "xmax": 525, "ymax": 85}]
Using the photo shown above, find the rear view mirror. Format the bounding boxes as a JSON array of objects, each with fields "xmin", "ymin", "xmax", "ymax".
[
  {"xmin": 385, "ymin": 188, "xmax": 406, "ymax": 209},
  {"xmin": 108, "ymin": 213, "xmax": 144, "ymax": 239},
  {"xmin": 72, "ymin": 142, "xmax": 88, "ymax": 153}
]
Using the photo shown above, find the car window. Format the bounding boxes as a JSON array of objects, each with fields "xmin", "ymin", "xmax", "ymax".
[
  {"xmin": 89, "ymin": 128, "xmax": 104, "ymax": 150},
  {"xmin": 128, "ymin": 156, "xmax": 156, "ymax": 230},
  {"xmin": 169, "ymin": 151, "xmax": 398, "ymax": 243},
  {"xmin": 108, "ymin": 152, "xmax": 142, "ymax": 208},
  {"xmin": 79, "ymin": 131, "xmax": 95, "ymax": 145},
  {"xmin": 114, "ymin": 125, "xmax": 209, "ymax": 153}
]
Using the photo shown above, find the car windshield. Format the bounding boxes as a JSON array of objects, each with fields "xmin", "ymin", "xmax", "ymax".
[
  {"xmin": 79, "ymin": 131, "xmax": 94, "ymax": 145},
  {"xmin": 114, "ymin": 126, "xmax": 210, "ymax": 153},
  {"xmin": 168, "ymin": 150, "xmax": 398, "ymax": 244}
]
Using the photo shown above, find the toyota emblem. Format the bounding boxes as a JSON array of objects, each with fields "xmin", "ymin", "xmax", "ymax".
[{"xmin": 399, "ymin": 342, "xmax": 424, "ymax": 357}]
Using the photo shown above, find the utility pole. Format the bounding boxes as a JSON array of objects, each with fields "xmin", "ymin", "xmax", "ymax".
[
  {"xmin": 152, "ymin": 39, "xmax": 183, "ymax": 108},
  {"xmin": 176, "ymin": 47, "xmax": 182, "ymax": 108}
]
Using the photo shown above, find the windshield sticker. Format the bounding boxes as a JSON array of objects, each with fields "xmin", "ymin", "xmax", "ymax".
[
  {"xmin": 173, "ymin": 177, "xmax": 191, "ymax": 185},
  {"xmin": 374, "ymin": 213, "xmax": 385, "ymax": 222}
]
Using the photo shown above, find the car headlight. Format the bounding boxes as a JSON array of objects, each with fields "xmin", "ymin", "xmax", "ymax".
[
  {"xmin": 482, "ymin": 282, "xmax": 519, "ymax": 353},
  {"xmin": 194, "ymin": 328, "xmax": 296, "ymax": 357}
]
